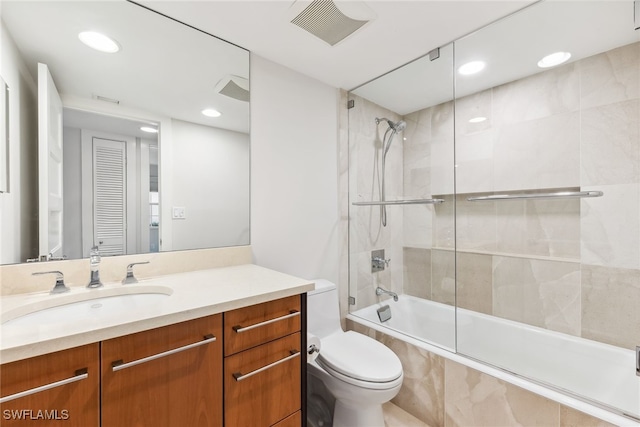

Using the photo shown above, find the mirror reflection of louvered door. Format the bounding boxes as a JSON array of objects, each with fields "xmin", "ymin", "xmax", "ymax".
[{"xmin": 92, "ymin": 138, "xmax": 126, "ymax": 256}]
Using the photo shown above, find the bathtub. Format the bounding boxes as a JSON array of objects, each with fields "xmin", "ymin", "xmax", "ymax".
[{"xmin": 348, "ymin": 295, "xmax": 640, "ymax": 426}]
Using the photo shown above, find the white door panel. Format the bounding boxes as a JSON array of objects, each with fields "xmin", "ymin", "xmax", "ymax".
[{"xmin": 38, "ymin": 63, "xmax": 64, "ymax": 259}]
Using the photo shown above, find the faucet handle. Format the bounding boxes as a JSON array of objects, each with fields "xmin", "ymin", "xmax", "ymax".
[
  {"xmin": 33, "ymin": 270, "xmax": 70, "ymax": 294},
  {"xmin": 122, "ymin": 261, "xmax": 150, "ymax": 285}
]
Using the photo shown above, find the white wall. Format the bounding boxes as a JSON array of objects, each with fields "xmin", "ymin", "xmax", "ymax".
[
  {"xmin": 0, "ymin": 21, "xmax": 38, "ymax": 264},
  {"xmin": 171, "ymin": 119, "xmax": 250, "ymax": 250},
  {"xmin": 250, "ymin": 55, "xmax": 340, "ymax": 283}
]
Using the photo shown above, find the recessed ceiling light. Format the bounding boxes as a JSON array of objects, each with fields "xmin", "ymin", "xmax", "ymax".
[
  {"xmin": 202, "ymin": 109, "xmax": 222, "ymax": 118},
  {"xmin": 140, "ymin": 126, "xmax": 158, "ymax": 133},
  {"xmin": 469, "ymin": 116, "xmax": 487, "ymax": 123},
  {"xmin": 458, "ymin": 61, "xmax": 486, "ymax": 76},
  {"xmin": 78, "ymin": 31, "xmax": 120, "ymax": 53},
  {"xmin": 537, "ymin": 51, "xmax": 571, "ymax": 68}
]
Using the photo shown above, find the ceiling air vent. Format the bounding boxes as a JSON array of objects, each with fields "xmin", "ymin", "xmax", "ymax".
[
  {"xmin": 215, "ymin": 75, "xmax": 249, "ymax": 102},
  {"xmin": 290, "ymin": 0, "xmax": 374, "ymax": 46}
]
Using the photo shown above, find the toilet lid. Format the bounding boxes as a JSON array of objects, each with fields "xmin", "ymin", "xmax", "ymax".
[{"xmin": 317, "ymin": 331, "xmax": 402, "ymax": 383}]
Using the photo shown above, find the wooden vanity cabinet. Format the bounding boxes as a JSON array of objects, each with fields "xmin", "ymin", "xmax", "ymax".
[
  {"xmin": 0, "ymin": 343, "xmax": 100, "ymax": 427},
  {"xmin": 224, "ymin": 295, "xmax": 306, "ymax": 427},
  {"xmin": 1, "ymin": 294, "xmax": 307, "ymax": 427},
  {"xmin": 101, "ymin": 314, "xmax": 223, "ymax": 427}
]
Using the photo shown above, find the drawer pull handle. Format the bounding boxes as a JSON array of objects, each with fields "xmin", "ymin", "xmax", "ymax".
[
  {"xmin": 232, "ymin": 350, "xmax": 300, "ymax": 382},
  {"xmin": 232, "ymin": 310, "xmax": 300, "ymax": 333},
  {"xmin": 0, "ymin": 368, "xmax": 88, "ymax": 404},
  {"xmin": 112, "ymin": 334, "xmax": 216, "ymax": 372}
]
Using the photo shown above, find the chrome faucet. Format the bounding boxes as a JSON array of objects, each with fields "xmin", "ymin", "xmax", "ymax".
[
  {"xmin": 33, "ymin": 271, "xmax": 70, "ymax": 294},
  {"xmin": 87, "ymin": 246, "xmax": 103, "ymax": 288},
  {"xmin": 375, "ymin": 286, "xmax": 398, "ymax": 302}
]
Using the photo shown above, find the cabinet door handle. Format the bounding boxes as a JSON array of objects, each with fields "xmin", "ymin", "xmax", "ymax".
[
  {"xmin": 232, "ymin": 310, "xmax": 300, "ymax": 333},
  {"xmin": 111, "ymin": 334, "xmax": 216, "ymax": 372},
  {"xmin": 232, "ymin": 350, "xmax": 300, "ymax": 382},
  {"xmin": 0, "ymin": 368, "xmax": 88, "ymax": 404}
]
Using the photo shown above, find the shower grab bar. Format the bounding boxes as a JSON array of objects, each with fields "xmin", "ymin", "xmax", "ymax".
[
  {"xmin": 232, "ymin": 350, "xmax": 300, "ymax": 381},
  {"xmin": 466, "ymin": 191, "xmax": 603, "ymax": 202},
  {"xmin": 111, "ymin": 334, "xmax": 216, "ymax": 372},
  {"xmin": 0, "ymin": 368, "xmax": 88, "ymax": 403},
  {"xmin": 352, "ymin": 198, "xmax": 444, "ymax": 206}
]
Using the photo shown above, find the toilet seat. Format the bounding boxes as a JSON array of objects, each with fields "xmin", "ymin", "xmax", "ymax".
[{"xmin": 317, "ymin": 331, "xmax": 403, "ymax": 390}]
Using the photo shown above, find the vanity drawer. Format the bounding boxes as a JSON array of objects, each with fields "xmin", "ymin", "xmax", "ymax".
[
  {"xmin": 224, "ymin": 332, "xmax": 301, "ymax": 426},
  {"xmin": 0, "ymin": 343, "xmax": 100, "ymax": 427},
  {"xmin": 101, "ymin": 314, "xmax": 223, "ymax": 427},
  {"xmin": 272, "ymin": 411, "xmax": 302, "ymax": 427},
  {"xmin": 224, "ymin": 295, "xmax": 301, "ymax": 356}
]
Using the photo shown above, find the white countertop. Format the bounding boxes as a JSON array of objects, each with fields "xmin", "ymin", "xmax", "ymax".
[{"xmin": 0, "ymin": 264, "xmax": 314, "ymax": 364}]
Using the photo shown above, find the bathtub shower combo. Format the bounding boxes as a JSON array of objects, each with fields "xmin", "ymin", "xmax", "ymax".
[{"xmin": 346, "ymin": 1, "xmax": 640, "ymax": 425}]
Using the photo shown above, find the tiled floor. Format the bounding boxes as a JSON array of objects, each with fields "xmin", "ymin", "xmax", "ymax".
[{"xmin": 383, "ymin": 402, "xmax": 431, "ymax": 427}]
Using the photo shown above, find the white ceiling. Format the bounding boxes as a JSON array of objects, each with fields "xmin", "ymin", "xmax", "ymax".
[
  {"xmin": 353, "ymin": 0, "xmax": 640, "ymax": 114},
  {"xmin": 5, "ymin": 1, "xmax": 637, "ymax": 125},
  {"xmin": 139, "ymin": 0, "xmax": 537, "ymax": 91}
]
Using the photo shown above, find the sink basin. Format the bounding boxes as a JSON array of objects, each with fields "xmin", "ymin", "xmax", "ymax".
[{"xmin": 2, "ymin": 285, "xmax": 173, "ymax": 327}]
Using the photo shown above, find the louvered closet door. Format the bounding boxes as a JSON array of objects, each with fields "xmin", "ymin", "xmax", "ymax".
[{"xmin": 92, "ymin": 138, "xmax": 126, "ymax": 256}]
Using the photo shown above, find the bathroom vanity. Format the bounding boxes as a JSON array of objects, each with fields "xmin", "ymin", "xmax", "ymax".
[{"xmin": 0, "ymin": 264, "xmax": 312, "ymax": 427}]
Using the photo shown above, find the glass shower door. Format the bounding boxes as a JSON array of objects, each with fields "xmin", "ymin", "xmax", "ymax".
[
  {"xmin": 454, "ymin": 0, "xmax": 640, "ymax": 419},
  {"xmin": 347, "ymin": 44, "xmax": 456, "ymax": 352}
]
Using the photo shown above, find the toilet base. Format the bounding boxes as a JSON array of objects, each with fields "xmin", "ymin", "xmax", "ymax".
[{"xmin": 333, "ymin": 399, "xmax": 384, "ymax": 427}]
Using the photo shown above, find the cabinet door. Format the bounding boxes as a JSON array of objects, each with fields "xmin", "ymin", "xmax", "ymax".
[
  {"xmin": 0, "ymin": 343, "xmax": 99, "ymax": 427},
  {"xmin": 101, "ymin": 315, "xmax": 222, "ymax": 427},
  {"xmin": 225, "ymin": 332, "xmax": 301, "ymax": 426}
]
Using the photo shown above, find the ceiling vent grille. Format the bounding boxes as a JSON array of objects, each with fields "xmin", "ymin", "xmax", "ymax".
[
  {"xmin": 291, "ymin": 0, "xmax": 370, "ymax": 46},
  {"xmin": 215, "ymin": 75, "xmax": 249, "ymax": 102}
]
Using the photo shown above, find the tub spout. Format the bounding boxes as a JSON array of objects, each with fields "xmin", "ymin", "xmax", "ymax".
[{"xmin": 375, "ymin": 286, "xmax": 398, "ymax": 302}]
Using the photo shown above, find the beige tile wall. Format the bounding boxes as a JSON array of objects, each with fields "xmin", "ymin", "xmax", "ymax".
[
  {"xmin": 400, "ymin": 41, "xmax": 640, "ymax": 350},
  {"xmin": 348, "ymin": 94, "xmax": 407, "ymax": 310}
]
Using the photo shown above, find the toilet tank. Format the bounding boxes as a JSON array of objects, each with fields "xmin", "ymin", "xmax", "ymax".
[{"xmin": 307, "ymin": 279, "xmax": 343, "ymax": 339}]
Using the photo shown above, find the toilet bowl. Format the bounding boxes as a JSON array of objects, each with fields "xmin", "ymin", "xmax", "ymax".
[{"xmin": 307, "ymin": 280, "xmax": 403, "ymax": 427}]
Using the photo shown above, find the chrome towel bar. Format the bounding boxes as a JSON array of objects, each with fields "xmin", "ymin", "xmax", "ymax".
[
  {"xmin": 0, "ymin": 368, "xmax": 88, "ymax": 403},
  {"xmin": 467, "ymin": 190, "xmax": 603, "ymax": 202},
  {"xmin": 352, "ymin": 198, "xmax": 444, "ymax": 206}
]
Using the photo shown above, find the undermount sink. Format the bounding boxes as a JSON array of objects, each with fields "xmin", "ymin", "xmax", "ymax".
[{"xmin": 2, "ymin": 285, "xmax": 173, "ymax": 327}]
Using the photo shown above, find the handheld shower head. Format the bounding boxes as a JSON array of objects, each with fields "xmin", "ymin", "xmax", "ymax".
[
  {"xmin": 375, "ymin": 117, "xmax": 406, "ymax": 132},
  {"xmin": 374, "ymin": 117, "xmax": 407, "ymax": 228},
  {"xmin": 393, "ymin": 120, "xmax": 407, "ymax": 132}
]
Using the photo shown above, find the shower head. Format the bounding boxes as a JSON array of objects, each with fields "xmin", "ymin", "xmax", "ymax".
[
  {"xmin": 375, "ymin": 117, "xmax": 406, "ymax": 132},
  {"xmin": 394, "ymin": 120, "xmax": 407, "ymax": 132}
]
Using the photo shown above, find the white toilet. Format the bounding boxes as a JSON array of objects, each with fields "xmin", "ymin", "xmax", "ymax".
[{"xmin": 307, "ymin": 279, "xmax": 403, "ymax": 427}]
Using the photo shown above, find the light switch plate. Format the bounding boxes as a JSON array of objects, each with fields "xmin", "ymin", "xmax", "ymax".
[{"xmin": 172, "ymin": 207, "xmax": 186, "ymax": 219}]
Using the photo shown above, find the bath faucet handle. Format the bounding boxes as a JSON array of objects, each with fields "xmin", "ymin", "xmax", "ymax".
[
  {"xmin": 33, "ymin": 270, "xmax": 70, "ymax": 294},
  {"xmin": 372, "ymin": 257, "xmax": 390, "ymax": 268},
  {"xmin": 122, "ymin": 261, "xmax": 150, "ymax": 285}
]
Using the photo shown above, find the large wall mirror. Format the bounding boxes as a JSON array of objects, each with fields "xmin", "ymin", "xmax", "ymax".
[{"xmin": 1, "ymin": 0, "xmax": 250, "ymax": 264}]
